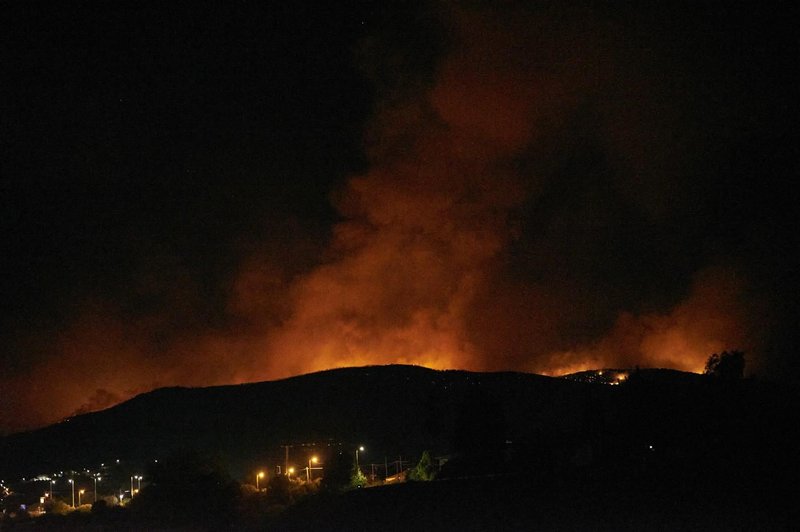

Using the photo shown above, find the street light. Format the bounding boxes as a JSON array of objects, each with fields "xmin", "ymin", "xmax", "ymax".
[
  {"xmin": 355, "ymin": 446, "xmax": 365, "ymax": 472},
  {"xmin": 78, "ymin": 489, "xmax": 85, "ymax": 506},
  {"xmin": 50, "ymin": 479, "xmax": 55, "ymax": 501},
  {"xmin": 69, "ymin": 479, "xmax": 75, "ymax": 508},
  {"xmin": 306, "ymin": 456, "xmax": 318, "ymax": 482},
  {"xmin": 287, "ymin": 467, "xmax": 295, "ymax": 477},
  {"xmin": 94, "ymin": 476, "xmax": 101, "ymax": 503},
  {"xmin": 128, "ymin": 475, "xmax": 142, "ymax": 496},
  {"xmin": 256, "ymin": 471, "xmax": 265, "ymax": 491}
]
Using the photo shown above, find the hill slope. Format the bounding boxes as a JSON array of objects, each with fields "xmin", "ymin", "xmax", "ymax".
[
  {"xmin": 0, "ymin": 365, "xmax": 573, "ymax": 478},
  {"xmin": 1, "ymin": 364, "xmax": 796, "ymax": 494}
]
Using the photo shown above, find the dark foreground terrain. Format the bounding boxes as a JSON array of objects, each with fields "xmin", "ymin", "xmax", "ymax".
[
  {"xmin": 2, "ymin": 365, "xmax": 797, "ymax": 530},
  {"xmin": 274, "ymin": 470, "xmax": 793, "ymax": 532},
  {"xmin": 4, "ymin": 470, "xmax": 793, "ymax": 531}
]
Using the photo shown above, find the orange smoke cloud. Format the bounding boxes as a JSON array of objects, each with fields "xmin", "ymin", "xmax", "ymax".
[
  {"xmin": 0, "ymin": 4, "xmax": 768, "ymax": 434},
  {"xmin": 256, "ymin": 6, "xmax": 759, "ymax": 379},
  {"xmin": 258, "ymin": 9, "xmax": 541, "ymax": 379},
  {"xmin": 538, "ymin": 267, "xmax": 758, "ymax": 375}
]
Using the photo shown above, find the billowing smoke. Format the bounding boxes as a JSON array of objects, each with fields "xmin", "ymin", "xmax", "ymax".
[
  {"xmin": 1, "ymin": 3, "xmax": 772, "ymax": 433},
  {"xmin": 538, "ymin": 267, "xmax": 757, "ymax": 375},
  {"xmin": 258, "ymin": 5, "xmax": 756, "ymax": 379}
]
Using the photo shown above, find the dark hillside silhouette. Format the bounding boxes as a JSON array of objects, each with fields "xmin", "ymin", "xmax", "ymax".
[
  {"xmin": 1, "ymin": 365, "xmax": 797, "ymax": 530},
  {"xmin": 0, "ymin": 366, "xmax": 559, "ymax": 478}
]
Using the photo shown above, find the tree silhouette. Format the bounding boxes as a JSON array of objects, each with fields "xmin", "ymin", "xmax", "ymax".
[
  {"xmin": 704, "ymin": 351, "xmax": 745, "ymax": 380},
  {"xmin": 407, "ymin": 450, "xmax": 436, "ymax": 481},
  {"xmin": 350, "ymin": 462, "xmax": 368, "ymax": 489}
]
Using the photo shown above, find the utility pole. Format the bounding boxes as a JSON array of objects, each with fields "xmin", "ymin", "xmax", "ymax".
[{"xmin": 283, "ymin": 445, "xmax": 290, "ymax": 475}]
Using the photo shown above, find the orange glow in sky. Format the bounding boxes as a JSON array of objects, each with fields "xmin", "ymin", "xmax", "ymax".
[{"xmin": 0, "ymin": 4, "xmax": 765, "ymax": 435}]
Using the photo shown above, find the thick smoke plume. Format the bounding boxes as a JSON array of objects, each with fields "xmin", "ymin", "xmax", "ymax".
[
  {"xmin": 1, "ymin": 4, "xmax": 764, "ymax": 433},
  {"xmin": 259, "ymin": 5, "xmax": 755, "ymax": 379}
]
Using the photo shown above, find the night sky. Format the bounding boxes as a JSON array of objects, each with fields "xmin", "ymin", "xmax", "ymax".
[{"xmin": 1, "ymin": 1, "xmax": 796, "ymax": 434}]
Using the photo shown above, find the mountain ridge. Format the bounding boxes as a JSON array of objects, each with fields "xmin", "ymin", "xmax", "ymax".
[
  {"xmin": 3, "ymin": 364, "xmax": 791, "ymax": 484},
  {"xmin": 1, "ymin": 365, "xmax": 563, "ymax": 478}
]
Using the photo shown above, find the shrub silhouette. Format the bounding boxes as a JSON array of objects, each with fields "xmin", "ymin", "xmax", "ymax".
[
  {"xmin": 704, "ymin": 351, "xmax": 745, "ymax": 380},
  {"xmin": 408, "ymin": 450, "xmax": 437, "ymax": 481}
]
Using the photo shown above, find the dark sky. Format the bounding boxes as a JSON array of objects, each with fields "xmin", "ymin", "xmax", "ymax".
[{"xmin": 1, "ymin": 1, "xmax": 796, "ymax": 434}]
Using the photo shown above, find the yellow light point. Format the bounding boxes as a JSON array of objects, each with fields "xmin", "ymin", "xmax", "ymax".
[
  {"xmin": 258, "ymin": 472, "xmax": 265, "ymax": 478},
  {"xmin": 311, "ymin": 456, "xmax": 318, "ymax": 464},
  {"xmin": 288, "ymin": 467, "xmax": 295, "ymax": 475},
  {"xmin": 79, "ymin": 489, "xmax": 85, "ymax": 494}
]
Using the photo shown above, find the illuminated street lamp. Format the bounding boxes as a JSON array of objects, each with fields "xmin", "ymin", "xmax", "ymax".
[
  {"xmin": 287, "ymin": 467, "xmax": 295, "ymax": 477},
  {"xmin": 93, "ymin": 475, "xmax": 101, "ymax": 502},
  {"xmin": 50, "ymin": 479, "xmax": 55, "ymax": 500},
  {"xmin": 78, "ymin": 489, "xmax": 85, "ymax": 506},
  {"xmin": 69, "ymin": 479, "xmax": 75, "ymax": 508},
  {"xmin": 355, "ymin": 446, "xmax": 365, "ymax": 473},
  {"xmin": 256, "ymin": 471, "xmax": 265, "ymax": 491},
  {"xmin": 306, "ymin": 456, "xmax": 318, "ymax": 482},
  {"xmin": 128, "ymin": 475, "xmax": 143, "ymax": 496}
]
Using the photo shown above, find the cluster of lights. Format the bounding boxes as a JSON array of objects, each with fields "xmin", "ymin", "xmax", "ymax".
[
  {"xmin": 7, "ymin": 447, "xmax": 347, "ymax": 508},
  {"xmin": 609, "ymin": 372, "xmax": 628, "ymax": 385},
  {"xmin": 564, "ymin": 370, "xmax": 630, "ymax": 385},
  {"xmin": 256, "ymin": 452, "xmax": 328, "ymax": 487},
  {"xmin": 1, "ymin": 459, "xmax": 150, "ymax": 510},
  {"xmin": 131, "ymin": 475, "xmax": 143, "ymax": 496}
]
